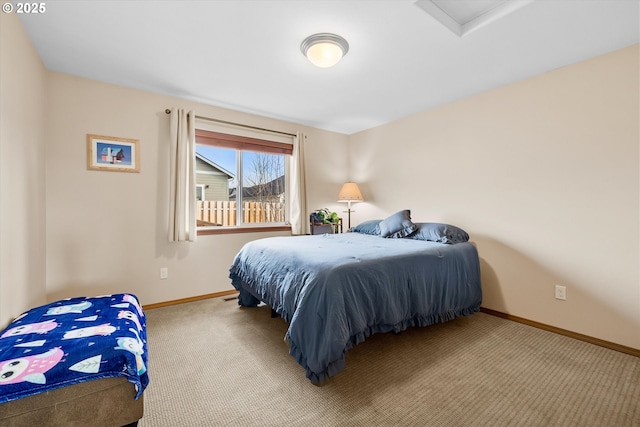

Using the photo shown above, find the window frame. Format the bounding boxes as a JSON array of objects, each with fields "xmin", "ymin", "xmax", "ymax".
[{"xmin": 194, "ymin": 128, "xmax": 293, "ymax": 235}]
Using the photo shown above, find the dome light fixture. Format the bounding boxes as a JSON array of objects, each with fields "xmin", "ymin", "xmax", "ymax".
[{"xmin": 300, "ymin": 33, "xmax": 349, "ymax": 68}]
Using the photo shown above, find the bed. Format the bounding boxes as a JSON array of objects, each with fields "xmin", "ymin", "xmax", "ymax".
[{"xmin": 229, "ymin": 211, "xmax": 482, "ymax": 383}]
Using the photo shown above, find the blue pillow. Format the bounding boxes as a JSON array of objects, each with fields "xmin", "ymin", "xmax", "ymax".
[
  {"xmin": 378, "ymin": 210, "xmax": 417, "ymax": 238},
  {"xmin": 410, "ymin": 222, "xmax": 469, "ymax": 244},
  {"xmin": 350, "ymin": 219, "xmax": 381, "ymax": 235}
]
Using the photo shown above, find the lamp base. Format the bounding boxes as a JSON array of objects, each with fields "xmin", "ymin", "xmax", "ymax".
[{"xmin": 342, "ymin": 208, "xmax": 354, "ymax": 230}]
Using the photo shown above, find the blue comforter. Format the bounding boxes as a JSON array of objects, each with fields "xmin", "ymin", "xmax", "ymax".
[
  {"xmin": 0, "ymin": 294, "xmax": 148, "ymax": 404},
  {"xmin": 229, "ymin": 233, "xmax": 482, "ymax": 382}
]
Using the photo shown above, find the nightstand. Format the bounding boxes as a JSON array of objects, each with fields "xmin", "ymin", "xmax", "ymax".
[{"xmin": 310, "ymin": 219, "xmax": 343, "ymax": 235}]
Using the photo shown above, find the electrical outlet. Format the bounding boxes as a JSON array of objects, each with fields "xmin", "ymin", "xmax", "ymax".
[
  {"xmin": 160, "ymin": 268, "xmax": 168, "ymax": 280},
  {"xmin": 555, "ymin": 285, "xmax": 566, "ymax": 301}
]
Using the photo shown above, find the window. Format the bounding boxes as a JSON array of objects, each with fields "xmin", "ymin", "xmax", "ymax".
[
  {"xmin": 194, "ymin": 127, "xmax": 293, "ymax": 234},
  {"xmin": 195, "ymin": 184, "xmax": 205, "ymax": 201}
]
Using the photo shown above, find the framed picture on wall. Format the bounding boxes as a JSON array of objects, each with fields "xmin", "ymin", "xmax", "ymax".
[{"xmin": 87, "ymin": 134, "xmax": 140, "ymax": 173}]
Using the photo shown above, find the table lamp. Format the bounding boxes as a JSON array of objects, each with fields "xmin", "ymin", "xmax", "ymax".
[{"xmin": 337, "ymin": 182, "xmax": 364, "ymax": 230}]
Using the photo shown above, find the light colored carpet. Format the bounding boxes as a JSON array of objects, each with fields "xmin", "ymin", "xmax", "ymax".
[{"xmin": 139, "ymin": 297, "xmax": 639, "ymax": 427}]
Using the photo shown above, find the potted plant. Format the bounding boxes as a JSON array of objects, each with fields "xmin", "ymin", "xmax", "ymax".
[{"xmin": 310, "ymin": 208, "xmax": 339, "ymax": 225}]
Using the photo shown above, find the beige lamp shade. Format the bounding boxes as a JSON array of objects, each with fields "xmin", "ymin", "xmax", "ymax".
[{"xmin": 337, "ymin": 182, "xmax": 363, "ymax": 202}]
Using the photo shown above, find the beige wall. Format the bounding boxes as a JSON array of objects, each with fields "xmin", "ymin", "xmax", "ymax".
[
  {"xmin": 349, "ymin": 45, "xmax": 640, "ymax": 350},
  {"xmin": 0, "ymin": 13, "xmax": 47, "ymax": 327},
  {"xmin": 44, "ymin": 72, "xmax": 348, "ymax": 306}
]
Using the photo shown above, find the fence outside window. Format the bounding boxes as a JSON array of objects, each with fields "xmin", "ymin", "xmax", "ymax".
[{"xmin": 196, "ymin": 200, "xmax": 285, "ymax": 227}]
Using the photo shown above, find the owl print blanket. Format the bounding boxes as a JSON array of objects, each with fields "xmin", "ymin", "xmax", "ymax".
[{"xmin": 0, "ymin": 294, "xmax": 149, "ymax": 404}]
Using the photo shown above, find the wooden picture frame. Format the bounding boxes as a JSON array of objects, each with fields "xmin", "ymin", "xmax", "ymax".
[{"xmin": 87, "ymin": 134, "xmax": 140, "ymax": 173}]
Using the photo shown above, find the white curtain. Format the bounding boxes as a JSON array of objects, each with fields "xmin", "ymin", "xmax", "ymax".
[
  {"xmin": 289, "ymin": 132, "xmax": 307, "ymax": 235},
  {"xmin": 168, "ymin": 109, "xmax": 197, "ymax": 242}
]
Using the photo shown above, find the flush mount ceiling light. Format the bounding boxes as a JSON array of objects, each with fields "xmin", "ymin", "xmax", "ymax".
[{"xmin": 300, "ymin": 33, "xmax": 349, "ymax": 68}]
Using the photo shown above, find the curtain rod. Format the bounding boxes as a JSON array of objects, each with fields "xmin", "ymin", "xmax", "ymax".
[{"xmin": 164, "ymin": 109, "xmax": 297, "ymax": 138}]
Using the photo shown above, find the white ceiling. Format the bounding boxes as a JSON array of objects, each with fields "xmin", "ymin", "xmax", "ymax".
[{"xmin": 18, "ymin": 0, "xmax": 640, "ymax": 135}]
